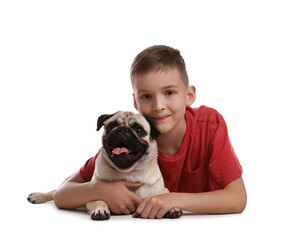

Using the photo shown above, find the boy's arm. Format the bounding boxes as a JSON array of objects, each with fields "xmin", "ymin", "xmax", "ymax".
[
  {"xmin": 53, "ymin": 171, "xmax": 142, "ymax": 214},
  {"xmin": 133, "ymin": 176, "xmax": 247, "ymax": 218}
]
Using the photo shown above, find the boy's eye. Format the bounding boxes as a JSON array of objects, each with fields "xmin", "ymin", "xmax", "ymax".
[
  {"xmin": 166, "ymin": 91, "xmax": 175, "ymax": 96},
  {"xmin": 141, "ymin": 94, "xmax": 151, "ymax": 100}
]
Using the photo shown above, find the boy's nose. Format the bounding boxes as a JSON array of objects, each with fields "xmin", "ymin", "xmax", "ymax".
[{"xmin": 152, "ymin": 96, "xmax": 166, "ymax": 112}]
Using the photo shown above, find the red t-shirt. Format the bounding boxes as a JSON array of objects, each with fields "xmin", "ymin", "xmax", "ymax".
[{"xmin": 80, "ymin": 106, "xmax": 243, "ymax": 193}]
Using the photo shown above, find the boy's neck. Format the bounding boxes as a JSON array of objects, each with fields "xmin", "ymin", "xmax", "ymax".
[{"xmin": 156, "ymin": 118, "xmax": 187, "ymax": 157}]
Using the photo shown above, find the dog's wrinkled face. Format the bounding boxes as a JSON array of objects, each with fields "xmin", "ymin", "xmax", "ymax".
[{"xmin": 97, "ymin": 111, "xmax": 160, "ymax": 172}]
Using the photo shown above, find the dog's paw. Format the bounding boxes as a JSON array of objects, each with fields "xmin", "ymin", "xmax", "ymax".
[
  {"xmin": 27, "ymin": 192, "xmax": 47, "ymax": 204},
  {"xmin": 86, "ymin": 200, "xmax": 111, "ymax": 221},
  {"xmin": 90, "ymin": 209, "xmax": 111, "ymax": 221},
  {"xmin": 163, "ymin": 208, "xmax": 183, "ymax": 219}
]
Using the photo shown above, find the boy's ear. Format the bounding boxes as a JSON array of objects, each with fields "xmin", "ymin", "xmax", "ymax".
[
  {"xmin": 96, "ymin": 113, "xmax": 116, "ymax": 131},
  {"xmin": 144, "ymin": 117, "xmax": 161, "ymax": 140},
  {"xmin": 133, "ymin": 93, "xmax": 138, "ymax": 110},
  {"xmin": 186, "ymin": 85, "xmax": 196, "ymax": 106}
]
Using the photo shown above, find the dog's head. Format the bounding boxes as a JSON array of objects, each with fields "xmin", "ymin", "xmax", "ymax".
[{"xmin": 96, "ymin": 111, "xmax": 160, "ymax": 172}]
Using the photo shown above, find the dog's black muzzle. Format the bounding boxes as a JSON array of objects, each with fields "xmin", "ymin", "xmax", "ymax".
[{"xmin": 103, "ymin": 126, "xmax": 148, "ymax": 169}]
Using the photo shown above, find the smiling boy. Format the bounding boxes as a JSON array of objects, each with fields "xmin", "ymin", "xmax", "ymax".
[{"xmin": 53, "ymin": 45, "xmax": 247, "ymax": 218}]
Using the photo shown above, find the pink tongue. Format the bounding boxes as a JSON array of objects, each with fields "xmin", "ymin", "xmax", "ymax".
[{"xmin": 112, "ymin": 147, "xmax": 131, "ymax": 155}]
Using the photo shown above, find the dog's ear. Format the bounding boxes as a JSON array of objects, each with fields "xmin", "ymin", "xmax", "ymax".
[
  {"xmin": 96, "ymin": 113, "xmax": 116, "ymax": 131},
  {"xmin": 144, "ymin": 117, "xmax": 161, "ymax": 140}
]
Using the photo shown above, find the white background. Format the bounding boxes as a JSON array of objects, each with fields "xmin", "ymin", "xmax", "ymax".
[{"xmin": 1, "ymin": 0, "xmax": 294, "ymax": 239}]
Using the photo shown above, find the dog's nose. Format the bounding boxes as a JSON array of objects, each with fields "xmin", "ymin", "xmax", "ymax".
[{"xmin": 121, "ymin": 127, "xmax": 130, "ymax": 134}]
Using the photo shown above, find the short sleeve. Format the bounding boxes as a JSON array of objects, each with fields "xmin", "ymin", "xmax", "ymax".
[
  {"xmin": 208, "ymin": 113, "xmax": 243, "ymax": 188},
  {"xmin": 79, "ymin": 150, "xmax": 100, "ymax": 182}
]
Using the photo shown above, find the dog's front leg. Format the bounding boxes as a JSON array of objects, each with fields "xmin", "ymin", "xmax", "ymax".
[{"xmin": 86, "ymin": 200, "xmax": 111, "ymax": 220}]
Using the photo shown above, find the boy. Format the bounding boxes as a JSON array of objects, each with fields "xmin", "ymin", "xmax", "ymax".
[{"xmin": 53, "ymin": 45, "xmax": 247, "ymax": 219}]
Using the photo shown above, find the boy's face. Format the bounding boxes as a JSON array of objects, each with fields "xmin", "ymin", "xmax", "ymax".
[{"xmin": 132, "ymin": 68, "xmax": 195, "ymax": 135}]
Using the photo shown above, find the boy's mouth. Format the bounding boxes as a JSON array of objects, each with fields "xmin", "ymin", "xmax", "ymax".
[{"xmin": 151, "ymin": 115, "xmax": 171, "ymax": 122}]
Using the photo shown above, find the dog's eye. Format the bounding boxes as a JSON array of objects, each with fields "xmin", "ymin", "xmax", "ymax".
[
  {"xmin": 135, "ymin": 126, "xmax": 146, "ymax": 137},
  {"xmin": 106, "ymin": 121, "xmax": 118, "ymax": 133},
  {"xmin": 131, "ymin": 123, "xmax": 147, "ymax": 137},
  {"xmin": 136, "ymin": 126, "xmax": 143, "ymax": 133}
]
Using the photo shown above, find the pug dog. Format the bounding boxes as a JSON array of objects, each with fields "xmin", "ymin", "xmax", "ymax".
[{"xmin": 28, "ymin": 111, "xmax": 182, "ymax": 220}]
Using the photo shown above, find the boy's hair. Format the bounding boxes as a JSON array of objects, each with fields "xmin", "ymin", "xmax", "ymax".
[{"xmin": 130, "ymin": 45, "xmax": 189, "ymax": 87}]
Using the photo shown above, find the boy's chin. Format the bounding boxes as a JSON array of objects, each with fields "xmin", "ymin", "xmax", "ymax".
[{"xmin": 153, "ymin": 125, "xmax": 173, "ymax": 135}]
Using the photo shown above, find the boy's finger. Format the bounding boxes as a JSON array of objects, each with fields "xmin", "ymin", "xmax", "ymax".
[
  {"xmin": 127, "ymin": 203, "xmax": 136, "ymax": 214},
  {"xmin": 132, "ymin": 201, "xmax": 146, "ymax": 218},
  {"xmin": 123, "ymin": 181, "xmax": 143, "ymax": 189},
  {"xmin": 132, "ymin": 212, "xmax": 140, "ymax": 218},
  {"xmin": 133, "ymin": 198, "xmax": 146, "ymax": 217},
  {"xmin": 131, "ymin": 193, "xmax": 142, "ymax": 206}
]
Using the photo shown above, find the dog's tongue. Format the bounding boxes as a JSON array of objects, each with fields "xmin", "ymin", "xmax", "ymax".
[{"xmin": 112, "ymin": 147, "xmax": 131, "ymax": 155}]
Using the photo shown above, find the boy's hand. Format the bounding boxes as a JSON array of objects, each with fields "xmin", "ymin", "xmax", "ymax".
[
  {"xmin": 132, "ymin": 193, "xmax": 176, "ymax": 219},
  {"xmin": 95, "ymin": 180, "xmax": 143, "ymax": 215}
]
